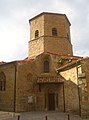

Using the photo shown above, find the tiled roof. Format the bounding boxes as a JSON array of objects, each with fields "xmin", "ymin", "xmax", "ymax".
[{"xmin": 57, "ymin": 57, "xmax": 89, "ymax": 72}]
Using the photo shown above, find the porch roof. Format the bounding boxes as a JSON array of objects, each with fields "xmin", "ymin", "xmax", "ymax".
[{"xmin": 37, "ymin": 75, "xmax": 64, "ymax": 83}]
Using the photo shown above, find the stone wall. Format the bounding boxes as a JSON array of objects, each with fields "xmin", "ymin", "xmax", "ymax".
[
  {"xmin": 44, "ymin": 14, "xmax": 70, "ymax": 40},
  {"xmin": 28, "ymin": 38, "xmax": 44, "ymax": 58},
  {"xmin": 28, "ymin": 13, "xmax": 73, "ymax": 58},
  {"xmin": 15, "ymin": 53, "xmax": 66, "ymax": 112},
  {"xmin": 15, "ymin": 61, "xmax": 37, "ymax": 112},
  {"xmin": 79, "ymin": 60, "xmax": 89, "ymax": 118},
  {"xmin": 60, "ymin": 66, "xmax": 79, "ymax": 114},
  {"xmin": 0, "ymin": 53, "xmax": 81, "ymax": 114},
  {"xmin": 30, "ymin": 15, "xmax": 44, "ymax": 40},
  {"xmin": 0, "ymin": 63, "xmax": 15, "ymax": 111}
]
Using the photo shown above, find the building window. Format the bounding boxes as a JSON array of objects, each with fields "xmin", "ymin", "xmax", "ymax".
[
  {"xmin": 44, "ymin": 60, "xmax": 49, "ymax": 73},
  {"xmin": 67, "ymin": 33, "xmax": 69, "ymax": 40},
  {"xmin": 0, "ymin": 72, "xmax": 6, "ymax": 91},
  {"xmin": 52, "ymin": 28, "xmax": 57, "ymax": 36},
  {"xmin": 35, "ymin": 30, "xmax": 39, "ymax": 38}
]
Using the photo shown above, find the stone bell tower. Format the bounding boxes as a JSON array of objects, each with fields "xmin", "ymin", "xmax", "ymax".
[{"xmin": 28, "ymin": 12, "xmax": 73, "ymax": 58}]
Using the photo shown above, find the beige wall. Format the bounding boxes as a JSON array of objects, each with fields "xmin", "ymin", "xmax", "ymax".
[
  {"xmin": 0, "ymin": 63, "xmax": 15, "ymax": 111},
  {"xmin": 15, "ymin": 61, "xmax": 37, "ymax": 112},
  {"xmin": 0, "ymin": 53, "xmax": 81, "ymax": 114},
  {"xmin": 44, "ymin": 37, "xmax": 72, "ymax": 56},
  {"xmin": 28, "ymin": 38, "xmax": 44, "ymax": 58},
  {"xmin": 78, "ymin": 60, "xmax": 89, "ymax": 117},
  {"xmin": 15, "ymin": 54, "xmax": 80, "ymax": 113},
  {"xmin": 30, "ymin": 15, "xmax": 44, "ymax": 40},
  {"xmin": 15, "ymin": 54, "xmax": 58, "ymax": 112},
  {"xmin": 60, "ymin": 67, "xmax": 78, "ymax": 84},
  {"xmin": 60, "ymin": 66, "xmax": 79, "ymax": 113},
  {"xmin": 28, "ymin": 13, "xmax": 73, "ymax": 58},
  {"xmin": 44, "ymin": 14, "xmax": 70, "ymax": 38}
]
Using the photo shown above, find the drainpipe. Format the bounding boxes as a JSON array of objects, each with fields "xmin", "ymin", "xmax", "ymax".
[{"xmin": 14, "ymin": 62, "xmax": 17, "ymax": 112}]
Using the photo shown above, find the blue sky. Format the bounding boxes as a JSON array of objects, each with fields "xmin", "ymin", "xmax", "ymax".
[{"xmin": 0, "ymin": 0, "xmax": 89, "ymax": 62}]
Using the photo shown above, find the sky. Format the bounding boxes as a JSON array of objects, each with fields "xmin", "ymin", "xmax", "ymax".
[{"xmin": 0, "ymin": 0, "xmax": 89, "ymax": 62}]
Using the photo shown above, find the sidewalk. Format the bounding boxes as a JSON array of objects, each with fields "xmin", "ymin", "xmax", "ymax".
[{"xmin": 7, "ymin": 111, "xmax": 83, "ymax": 120}]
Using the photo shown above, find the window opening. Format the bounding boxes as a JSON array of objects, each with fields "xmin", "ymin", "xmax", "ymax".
[
  {"xmin": 52, "ymin": 28, "xmax": 57, "ymax": 36},
  {"xmin": 35, "ymin": 30, "xmax": 39, "ymax": 38},
  {"xmin": 44, "ymin": 60, "xmax": 49, "ymax": 73}
]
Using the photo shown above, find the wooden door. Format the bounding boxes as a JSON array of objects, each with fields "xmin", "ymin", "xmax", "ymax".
[{"xmin": 48, "ymin": 93, "xmax": 55, "ymax": 110}]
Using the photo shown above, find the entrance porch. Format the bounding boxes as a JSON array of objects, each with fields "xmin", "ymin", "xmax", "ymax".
[{"xmin": 36, "ymin": 76, "xmax": 65, "ymax": 112}]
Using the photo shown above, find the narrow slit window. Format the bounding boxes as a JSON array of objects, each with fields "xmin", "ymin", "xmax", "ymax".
[
  {"xmin": 44, "ymin": 60, "xmax": 49, "ymax": 73},
  {"xmin": 52, "ymin": 28, "xmax": 57, "ymax": 36},
  {"xmin": 67, "ymin": 34, "xmax": 69, "ymax": 40},
  {"xmin": 35, "ymin": 30, "xmax": 39, "ymax": 38}
]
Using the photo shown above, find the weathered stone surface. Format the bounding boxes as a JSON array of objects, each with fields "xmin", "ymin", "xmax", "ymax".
[
  {"xmin": 28, "ymin": 13, "xmax": 73, "ymax": 58},
  {"xmin": 0, "ymin": 12, "xmax": 89, "ymax": 119}
]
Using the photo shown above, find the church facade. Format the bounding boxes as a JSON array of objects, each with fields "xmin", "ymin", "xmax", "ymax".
[{"xmin": 0, "ymin": 12, "xmax": 89, "ymax": 118}]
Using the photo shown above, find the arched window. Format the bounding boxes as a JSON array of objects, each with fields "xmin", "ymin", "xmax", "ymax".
[
  {"xmin": 52, "ymin": 28, "xmax": 57, "ymax": 36},
  {"xmin": 0, "ymin": 72, "xmax": 6, "ymax": 91},
  {"xmin": 44, "ymin": 60, "xmax": 49, "ymax": 73},
  {"xmin": 35, "ymin": 30, "xmax": 39, "ymax": 38}
]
